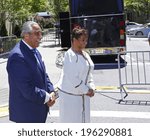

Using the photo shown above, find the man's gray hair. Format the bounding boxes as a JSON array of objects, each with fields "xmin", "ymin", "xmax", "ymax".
[{"xmin": 21, "ymin": 21, "xmax": 39, "ymax": 37}]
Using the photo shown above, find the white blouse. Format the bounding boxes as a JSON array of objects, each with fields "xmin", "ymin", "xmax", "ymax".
[{"xmin": 58, "ymin": 48, "xmax": 95, "ymax": 94}]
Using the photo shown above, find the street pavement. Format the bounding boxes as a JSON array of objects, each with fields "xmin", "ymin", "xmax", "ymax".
[{"xmin": 1, "ymin": 36, "xmax": 150, "ymax": 123}]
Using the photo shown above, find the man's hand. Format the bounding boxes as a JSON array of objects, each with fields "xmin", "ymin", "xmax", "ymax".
[
  {"xmin": 47, "ymin": 99, "xmax": 55, "ymax": 107},
  {"xmin": 46, "ymin": 92, "xmax": 56, "ymax": 107}
]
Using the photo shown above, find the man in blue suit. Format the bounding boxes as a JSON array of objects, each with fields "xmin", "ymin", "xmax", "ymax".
[{"xmin": 7, "ymin": 21, "xmax": 56, "ymax": 123}]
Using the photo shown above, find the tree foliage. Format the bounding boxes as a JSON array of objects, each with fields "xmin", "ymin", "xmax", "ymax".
[
  {"xmin": 1, "ymin": 0, "xmax": 150, "ymax": 36},
  {"xmin": 49, "ymin": 0, "xmax": 69, "ymax": 21},
  {"xmin": 124, "ymin": 0, "xmax": 150, "ymax": 22},
  {"xmin": 0, "ymin": 0, "xmax": 51, "ymax": 36},
  {"xmin": 0, "ymin": 0, "xmax": 51, "ymax": 25}
]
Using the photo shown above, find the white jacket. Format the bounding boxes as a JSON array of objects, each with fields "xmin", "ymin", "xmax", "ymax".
[{"xmin": 58, "ymin": 48, "xmax": 95, "ymax": 123}]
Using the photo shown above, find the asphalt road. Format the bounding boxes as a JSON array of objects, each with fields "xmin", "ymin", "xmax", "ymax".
[{"xmin": 1, "ymin": 36, "xmax": 150, "ymax": 123}]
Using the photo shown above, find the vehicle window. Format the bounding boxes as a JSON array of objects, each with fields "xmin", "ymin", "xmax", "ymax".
[
  {"xmin": 128, "ymin": 23, "xmax": 133, "ymax": 25},
  {"xmin": 75, "ymin": 16, "xmax": 122, "ymax": 48}
]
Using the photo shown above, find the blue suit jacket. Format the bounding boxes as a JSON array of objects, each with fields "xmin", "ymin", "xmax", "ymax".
[{"xmin": 7, "ymin": 40, "xmax": 54, "ymax": 123}]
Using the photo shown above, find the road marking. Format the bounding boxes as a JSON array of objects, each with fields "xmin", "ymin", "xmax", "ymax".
[
  {"xmin": 0, "ymin": 106, "xmax": 8, "ymax": 118},
  {"xmin": 96, "ymin": 86, "xmax": 150, "ymax": 94},
  {"xmin": 127, "ymin": 90, "xmax": 150, "ymax": 94},
  {"xmin": 91, "ymin": 111, "xmax": 150, "ymax": 119},
  {"xmin": 96, "ymin": 86, "xmax": 119, "ymax": 90},
  {"xmin": 1, "ymin": 106, "xmax": 150, "ymax": 119},
  {"xmin": 121, "ymin": 87, "xmax": 150, "ymax": 94},
  {"xmin": 48, "ymin": 110, "xmax": 150, "ymax": 119}
]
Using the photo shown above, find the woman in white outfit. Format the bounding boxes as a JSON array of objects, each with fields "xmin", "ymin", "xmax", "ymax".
[{"xmin": 58, "ymin": 27, "xmax": 95, "ymax": 123}]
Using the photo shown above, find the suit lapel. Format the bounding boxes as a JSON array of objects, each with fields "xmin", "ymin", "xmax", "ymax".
[{"xmin": 20, "ymin": 40, "xmax": 46, "ymax": 81}]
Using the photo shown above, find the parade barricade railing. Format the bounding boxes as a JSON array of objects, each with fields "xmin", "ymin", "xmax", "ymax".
[
  {"xmin": 118, "ymin": 51, "xmax": 150, "ymax": 103},
  {"xmin": 41, "ymin": 28, "xmax": 60, "ymax": 46}
]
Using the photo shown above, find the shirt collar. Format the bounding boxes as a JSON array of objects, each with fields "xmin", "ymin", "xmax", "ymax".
[{"xmin": 22, "ymin": 39, "xmax": 34, "ymax": 50}]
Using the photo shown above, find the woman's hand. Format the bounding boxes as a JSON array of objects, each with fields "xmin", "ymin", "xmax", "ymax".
[{"xmin": 86, "ymin": 89, "xmax": 94, "ymax": 97}]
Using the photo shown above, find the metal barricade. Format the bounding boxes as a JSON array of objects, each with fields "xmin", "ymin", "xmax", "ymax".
[
  {"xmin": 118, "ymin": 51, "xmax": 150, "ymax": 102},
  {"xmin": 0, "ymin": 36, "xmax": 17, "ymax": 56},
  {"xmin": 41, "ymin": 28, "xmax": 60, "ymax": 45}
]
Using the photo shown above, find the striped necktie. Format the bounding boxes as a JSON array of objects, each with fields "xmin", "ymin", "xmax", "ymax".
[{"xmin": 32, "ymin": 49, "xmax": 44, "ymax": 73}]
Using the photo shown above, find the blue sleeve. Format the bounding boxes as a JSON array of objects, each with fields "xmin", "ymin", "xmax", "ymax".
[{"xmin": 45, "ymin": 73, "xmax": 54, "ymax": 93}]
